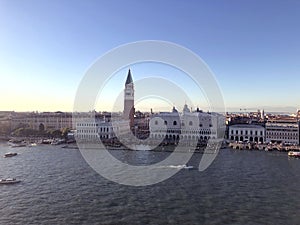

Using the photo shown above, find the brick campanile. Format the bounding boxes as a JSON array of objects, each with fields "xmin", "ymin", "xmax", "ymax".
[{"xmin": 123, "ymin": 69, "xmax": 135, "ymax": 129}]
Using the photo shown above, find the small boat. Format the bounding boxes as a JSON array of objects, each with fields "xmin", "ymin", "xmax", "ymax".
[
  {"xmin": 51, "ymin": 139, "xmax": 65, "ymax": 145},
  {"xmin": 28, "ymin": 143, "xmax": 37, "ymax": 147},
  {"xmin": 288, "ymin": 151, "xmax": 300, "ymax": 158},
  {"xmin": 167, "ymin": 165, "xmax": 194, "ymax": 170},
  {"xmin": 9, "ymin": 143, "xmax": 26, "ymax": 148},
  {"xmin": 0, "ymin": 178, "xmax": 21, "ymax": 184},
  {"xmin": 41, "ymin": 139, "xmax": 52, "ymax": 144},
  {"xmin": 4, "ymin": 152, "xmax": 18, "ymax": 158},
  {"xmin": 182, "ymin": 165, "xmax": 194, "ymax": 170},
  {"xmin": 8, "ymin": 139, "xmax": 22, "ymax": 144}
]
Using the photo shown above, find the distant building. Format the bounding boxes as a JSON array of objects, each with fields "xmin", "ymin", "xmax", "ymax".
[
  {"xmin": 299, "ymin": 121, "xmax": 300, "ymax": 145},
  {"xmin": 75, "ymin": 70, "xmax": 134, "ymax": 142},
  {"xmin": 134, "ymin": 111, "xmax": 150, "ymax": 139},
  {"xmin": 264, "ymin": 115, "xmax": 299, "ymax": 145},
  {"xmin": 123, "ymin": 69, "xmax": 135, "ymax": 129},
  {"xmin": 0, "ymin": 111, "xmax": 13, "ymax": 135},
  {"xmin": 11, "ymin": 111, "xmax": 73, "ymax": 131},
  {"xmin": 229, "ymin": 124, "xmax": 265, "ymax": 143},
  {"xmin": 75, "ymin": 71, "xmax": 226, "ymax": 144},
  {"xmin": 227, "ymin": 109, "xmax": 265, "ymax": 126},
  {"xmin": 265, "ymin": 122, "xmax": 299, "ymax": 145},
  {"xmin": 75, "ymin": 118, "xmax": 128, "ymax": 141},
  {"xmin": 149, "ymin": 105, "xmax": 225, "ymax": 144}
]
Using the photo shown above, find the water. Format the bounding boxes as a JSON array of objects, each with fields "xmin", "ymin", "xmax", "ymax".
[{"xmin": 0, "ymin": 143, "xmax": 299, "ymax": 224}]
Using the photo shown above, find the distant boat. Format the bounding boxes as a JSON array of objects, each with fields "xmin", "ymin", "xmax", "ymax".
[
  {"xmin": 4, "ymin": 152, "xmax": 18, "ymax": 158},
  {"xmin": 9, "ymin": 143, "xmax": 26, "ymax": 148},
  {"xmin": 165, "ymin": 165, "xmax": 194, "ymax": 170},
  {"xmin": 8, "ymin": 139, "xmax": 22, "ymax": 143},
  {"xmin": 288, "ymin": 151, "xmax": 300, "ymax": 158},
  {"xmin": 0, "ymin": 178, "xmax": 21, "ymax": 184},
  {"xmin": 28, "ymin": 143, "xmax": 37, "ymax": 147},
  {"xmin": 41, "ymin": 139, "xmax": 52, "ymax": 144},
  {"xmin": 182, "ymin": 165, "xmax": 194, "ymax": 170},
  {"xmin": 51, "ymin": 139, "xmax": 65, "ymax": 145}
]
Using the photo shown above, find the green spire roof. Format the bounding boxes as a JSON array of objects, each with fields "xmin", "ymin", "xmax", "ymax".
[{"xmin": 125, "ymin": 69, "xmax": 133, "ymax": 85}]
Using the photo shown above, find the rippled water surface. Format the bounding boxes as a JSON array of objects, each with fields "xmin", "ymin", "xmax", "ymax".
[{"xmin": 0, "ymin": 143, "xmax": 299, "ymax": 224}]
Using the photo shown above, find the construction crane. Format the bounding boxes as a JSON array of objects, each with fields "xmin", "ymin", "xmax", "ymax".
[{"xmin": 240, "ymin": 108, "xmax": 258, "ymax": 112}]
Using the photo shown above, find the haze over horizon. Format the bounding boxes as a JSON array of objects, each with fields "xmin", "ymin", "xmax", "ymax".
[{"xmin": 1, "ymin": 0, "xmax": 300, "ymax": 113}]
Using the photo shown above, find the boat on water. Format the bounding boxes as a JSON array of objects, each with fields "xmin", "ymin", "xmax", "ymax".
[
  {"xmin": 9, "ymin": 143, "xmax": 26, "ymax": 148},
  {"xmin": 28, "ymin": 143, "xmax": 37, "ymax": 147},
  {"xmin": 41, "ymin": 139, "xmax": 52, "ymax": 144},
  {"xmin": 51, "ymin": 138, "xmax": 65, "ymax": 145},
  {"xmin": 4, "ymin": 152, "xmax": 18, "ymax": 158},
  {"xmin": 288, "ymin": 151, "xmax": 300, "ymax": 158},
  {"xmin": 0, "ymin": 178, "xmax": 21, "ymax": 184},
  {"xmin": 182, "ymin": 165, "xmax": 194, "ymax": 170},
  {"xmin": 8, "ymin": 139, "xmax": 23, "ymax": 144},
  {"xmin": 167, "ymin": 165, "xmax": 194, "ymax": 170}
]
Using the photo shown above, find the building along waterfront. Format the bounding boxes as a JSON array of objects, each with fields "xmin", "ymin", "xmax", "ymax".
[
  {"xmin": 228, "ymin": 124, "xmax": 265, "ymax": 143},
  {"xmin": 265, "ymin": 122, "xmax": 299, "ymax": 145}
]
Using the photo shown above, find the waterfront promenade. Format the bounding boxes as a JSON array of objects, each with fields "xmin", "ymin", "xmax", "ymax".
[{"xmin": 228, "ymin": 141, "xmax": 300, "ymax": 151}]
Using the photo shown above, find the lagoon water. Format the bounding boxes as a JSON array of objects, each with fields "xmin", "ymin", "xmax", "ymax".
[{"xmin": 0, "ymin": 143, "xmax": 299, "ymax": 224}]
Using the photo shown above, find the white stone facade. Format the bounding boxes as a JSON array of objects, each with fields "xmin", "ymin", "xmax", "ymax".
[
  {"xmin": 229, "ymin": 124, "xmax": 265, "ymax": 143},
  {"xmin": 75, "ymin": 118, "xmax": 130, "ymax": 141},
  {"xmin": 149, "ymin": 106, "xmax": 225, "ymax": 143}
]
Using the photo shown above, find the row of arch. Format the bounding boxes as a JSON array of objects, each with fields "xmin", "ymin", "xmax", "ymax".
[
  {"xmin": 230, "ymin": 136, "xmax": 264, "ymax": 143},
  {"xmin": 151, "ymin": 134, "xmax": 211, "ymax": 141},
  {"xmin": 76, "ymin": 127, "xmax": 112, "ymax": 133}
]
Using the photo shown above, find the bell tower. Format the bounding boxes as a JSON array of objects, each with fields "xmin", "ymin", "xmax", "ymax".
[{"xmin": 123, "ymin": 69, "xmax": 135, "ymax": 129}]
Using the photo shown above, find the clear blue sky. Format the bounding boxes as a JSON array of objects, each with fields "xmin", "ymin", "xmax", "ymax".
[{"xmin": 1, "ymin": 0, "xmax": 300, "ymax": 112}]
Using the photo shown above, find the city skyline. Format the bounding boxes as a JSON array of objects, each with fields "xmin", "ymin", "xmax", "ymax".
[{"xmin": 1, "ymin": 0, "xmax": 300, "ymax": 112}]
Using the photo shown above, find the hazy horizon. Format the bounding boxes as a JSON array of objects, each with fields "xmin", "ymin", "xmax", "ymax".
[{"xmin": 2, "ymin": 105, "xmax": 299, "ymax": 115}]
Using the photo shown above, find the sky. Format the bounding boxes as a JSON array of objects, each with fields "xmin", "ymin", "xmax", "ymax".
[{"xmin": 0, "ymin": 0, "xmax": 300, "ymax": 113}]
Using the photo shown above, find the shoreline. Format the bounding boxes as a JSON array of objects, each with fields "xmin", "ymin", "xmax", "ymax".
[{"xmin": 2, "ymin": 138, "xmax": 300, "ymax": 155}]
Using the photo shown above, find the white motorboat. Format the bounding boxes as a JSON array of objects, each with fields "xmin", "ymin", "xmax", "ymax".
[
  {"xmin": 182, "ymin": 165, "xmax": 194, "ymax": 170},
  {"xmin": 0, "ymin": 178, "xmax": 21, "ymax": 184},
  {"xmin": 166, "ymin": 165, "xmax": 194, "ymax": 170},
  {"xmin": 288, "ymin": 151, "xmax": 300, "ymax": 158}
]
